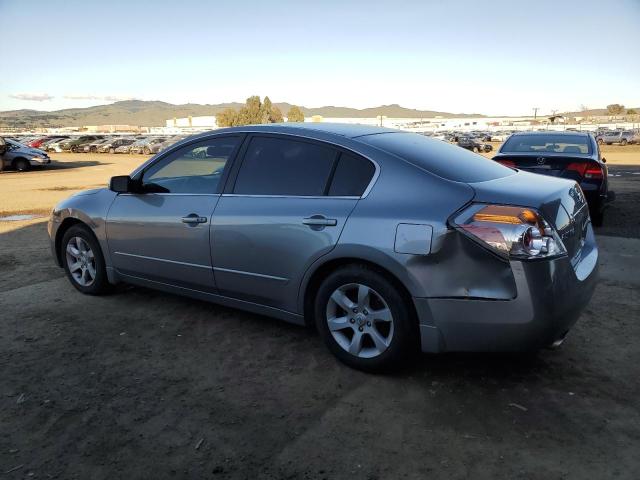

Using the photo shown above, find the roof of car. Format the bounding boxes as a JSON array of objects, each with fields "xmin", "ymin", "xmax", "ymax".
[
  {"xmin": 510, "ymin": 130, "xmax": 591, "ymax": 137},
  {"xmin": 189, "ymin": 123, "xmax": 400, "ymax": 140}
]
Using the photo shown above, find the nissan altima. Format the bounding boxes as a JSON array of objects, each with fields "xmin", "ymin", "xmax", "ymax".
[{"xmin": 48, "ymin": 124, "xmax": 598, "ymax": 371}]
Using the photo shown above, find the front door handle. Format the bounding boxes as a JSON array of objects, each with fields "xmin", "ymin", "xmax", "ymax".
[
  {"xmin": 181, "ymin": 214, "xmax": 208, "ymax": 225},
  {"xmin": 302, "ymin": 215, "xmax": 337, "ymax": 227}
]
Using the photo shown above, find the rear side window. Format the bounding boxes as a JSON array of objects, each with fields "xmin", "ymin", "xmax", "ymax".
[
  {"xmin": 234, "ymin": 136, "xmax": 336, "ymax": 196},
  {"xmin": 329, "ymin": 153, "xmax": 376, "ymax": 196},
  {"xmin": 359, "ymin": 132, "xmax": 513, "ymax": 183}
]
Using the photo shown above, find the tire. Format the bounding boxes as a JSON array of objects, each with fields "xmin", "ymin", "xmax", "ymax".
[
  {"xmin": 143, "ymin": 146, "xmax": 151, "ymax": 155},
  {"xmin": 109, "ymin": 148, "xmax": 115, "ymax": 154},
  {"xmin": 620, "ymin": 139, "xmax": 628, "ymax": 146},
  {"xmin": 314, "ymin": 264, "xmax": 418, "ymax": 372},
  {"xmin": 61, "ymin": 224, "xmax": 112, "ymax": 295},
  {"xmin": 14, "ymin": 158, "xmax": 30, "ymax": 172},
  {"xmin": 597, "ymin": 138, "xmax": 604, "ymax": 145},
  {"xmin": 71, "ymin": 145, "xmax": 78, "ymax": 153}
]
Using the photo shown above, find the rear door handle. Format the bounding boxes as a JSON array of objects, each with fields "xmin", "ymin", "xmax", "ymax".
[
  {"xmin": 302, "ymin": 215, "xmax": 337, "ymax": 227},
  {"xmin": 182, "ymin": 214, "xmax": 208, "ymax": 224}
]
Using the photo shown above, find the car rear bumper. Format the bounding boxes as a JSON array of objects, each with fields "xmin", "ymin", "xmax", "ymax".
[{"xmin": 415, "ymin": 226, "xmax": 598, "ymax": 353}]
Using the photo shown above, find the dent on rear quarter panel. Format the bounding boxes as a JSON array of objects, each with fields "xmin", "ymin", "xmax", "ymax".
[{"xmin": 332, "ymin": 153, "xmax": 514, "ymax": 299}]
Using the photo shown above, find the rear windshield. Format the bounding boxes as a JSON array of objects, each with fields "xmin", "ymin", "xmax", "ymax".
[
  {"xmin": 358, "ymin": 132, "xmax": 513, "ymax": 183},
  {"xmin": 502, "ymin": 134, "xmax": 592, "ymax": 155}
]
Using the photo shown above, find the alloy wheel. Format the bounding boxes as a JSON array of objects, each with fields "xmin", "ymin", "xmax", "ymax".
[
  {"xmin": 65, "ymin": 236, "xmax": 96, "ymax": 287},
  {"xmin": 326, "ymin": 283, "xmax": 394, "ymax": 358}
]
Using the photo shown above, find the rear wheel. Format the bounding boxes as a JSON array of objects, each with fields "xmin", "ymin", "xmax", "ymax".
[
  {"xmin": 143, "ymin": 146, "xmax": 151, "ymax": 154},
  {"xmin": 14, "ymin": 158, "xmax": 30, "ymax": 172},
  {"xmin": 109, "ymin": 147, "xmax": 115, "ymax": 154},
  {"xmin": 620, "ymin": 139, "xmax": 628, "ymax": 146},
  {"xmin": 61, "ymin": 225, "xmax": 112, "ymax": 295},
  {"xmin": 597, "ymin": 138, "xmax": 604, "ymax": 145},
  {"xmin": 314, "ymin": 264, "xmax": 417, "ymax": 372}
]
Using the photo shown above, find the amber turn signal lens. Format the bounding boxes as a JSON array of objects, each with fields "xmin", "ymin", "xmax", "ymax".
[{"xmin": 473, "ymin": 205, "xmax": 539, "ymax": 226}]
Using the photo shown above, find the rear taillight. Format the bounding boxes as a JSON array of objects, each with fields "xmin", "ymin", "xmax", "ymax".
[
  {"xmin": 566, "ymin": 162, "xmax": 603, "ymax": 179},
  {"xmin": 451, "ymin": 204, "xmax": 566, "ymax": 260},
  {"xmin": 584, "ymin": 166, "xmax": 603, "ymax": 179}
]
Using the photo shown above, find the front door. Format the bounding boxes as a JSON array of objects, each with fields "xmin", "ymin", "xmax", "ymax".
[
  {"xmin": 106, "ymin": 136, "xmax": 242, "ymax": 292},
  {"xmin": 211, "ymin": 135, "xmax": 376, "ymax": 313}
]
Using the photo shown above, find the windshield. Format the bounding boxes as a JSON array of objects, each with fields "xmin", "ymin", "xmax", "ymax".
[{"xmin": 502, "ymin": 134, "xmax": 592, "ymax": 154}]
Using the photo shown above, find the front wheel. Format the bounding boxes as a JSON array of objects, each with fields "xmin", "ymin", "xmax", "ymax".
[
  {"xmin": 61, "ymin": 225, "xmax": 112, "ymax": 295},
  {"xmin": 314, "ymin": 265, "xmax": 417, "ymax": 372},
  {"xmin": 14, "ymin": 158, "xmax": 30, "ymax": 171}
]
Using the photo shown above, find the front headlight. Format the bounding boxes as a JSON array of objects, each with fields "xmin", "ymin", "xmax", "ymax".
[{"xmin": 451, "ymin": 204, "xmax": 567, "ymax": 260}]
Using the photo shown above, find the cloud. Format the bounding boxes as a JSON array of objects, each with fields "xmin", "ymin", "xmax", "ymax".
[
  {"xmin": 63, "ymin": 94, "xmax": 138, "ymax": 102},
  {"xmin": 9, "ymin": 93, "xmax": 54, "ymax": 102}
]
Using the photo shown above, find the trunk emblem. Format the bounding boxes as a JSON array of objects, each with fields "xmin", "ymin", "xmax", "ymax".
[{"xmin": 536, "ymin": 157, "xmax": 546, "ymax": 165}]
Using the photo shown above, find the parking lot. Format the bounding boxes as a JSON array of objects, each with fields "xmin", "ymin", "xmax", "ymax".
[{"xmin": 1, "ymin": 148, "xmax": 639, "ymax": 479}]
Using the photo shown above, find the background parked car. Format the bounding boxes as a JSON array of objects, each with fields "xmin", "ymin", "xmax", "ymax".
[
  {"xmin": 60, "ymin": 136, "xmax": 105, "ymax": 152},
  {"xmin": 116, "ymin": 137, "xmax": 150, "ymax": 154},
  {"xmin": 130, "ymin": 137, "xmax": 167, "ymax": 154},
  {"xmin": 596, "ymin": 130, "xmax": 638, "ymax": 145},
  {"xmin": 83, "ymin": 138, "xmax": 112, "ymax": 153},
  {"xmin": 98, "ymin": 138, "xmax": 136, "ymax": 153},
  {"xmin": 493, "ymin": 131, "xmax": 612, "ymax": 225},
  {"xmin": 456, "ymin": 136, "xmax": 493, "ymax": 153},
  {"xmin": 147, "ymin": 136, "xmax": 184, "ymax": 154},
  {"xmin": 1, "ymin": 138, "xmax": 51, "ymax": 171}
]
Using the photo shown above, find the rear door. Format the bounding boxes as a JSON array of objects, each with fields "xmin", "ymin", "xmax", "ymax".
[{"xmin": 210, "ymin": 134, "xmax": 376, "ymax": 313}]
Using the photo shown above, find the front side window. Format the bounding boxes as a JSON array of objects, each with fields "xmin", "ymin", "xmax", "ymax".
[
  {"xmin": 233, "ymin": 136, "xmax": 336, "ymax": 196},
  {"xmin": 142, "ymin": 136, "xmax": 240, "ymax": 194}
]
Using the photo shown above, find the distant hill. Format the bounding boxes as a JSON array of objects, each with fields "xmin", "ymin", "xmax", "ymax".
[
  {"xmin": 561, "ymin": 107, "xmax": 640, "ymax": 117},
  {"xmin": 0, "ymin": 100, "xmax": 482, "ymax": 128}
]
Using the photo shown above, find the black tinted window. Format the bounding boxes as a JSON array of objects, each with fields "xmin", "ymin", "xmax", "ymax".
[
  {"xmin": 142, "ymin": 136, "xmax": 239, "ymax": 194},
  {"xmin": 234, "ymin": 136, "xmax": 336, "ymax": 196},
  {"xmin": 329, "ymin": 153, "xmax": 375, "ymax": 196},
  {"xmin": 359, "ymin": 132, "xmax": 513, "ymax": 183}
]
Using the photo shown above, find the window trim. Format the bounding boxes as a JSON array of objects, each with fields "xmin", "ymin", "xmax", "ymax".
[{"xmin": 223, "ymin": 132, "xmax": 379, "ymax": 199}]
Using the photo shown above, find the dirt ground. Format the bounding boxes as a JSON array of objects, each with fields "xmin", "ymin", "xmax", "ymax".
[{"xmin": 1, "ymin": 148, "xmax": 640, "ymax": 479}]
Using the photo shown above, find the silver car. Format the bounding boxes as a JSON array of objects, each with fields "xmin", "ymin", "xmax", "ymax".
[{"xmin": 48, "ymin": 124, "xmax": 598, "ymax": 371}]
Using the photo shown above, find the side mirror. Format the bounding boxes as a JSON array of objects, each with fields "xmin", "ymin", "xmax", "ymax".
[
  {"xmin": 602, "ymin": 157, "xmax": 607, "ymax": 163},
  {"xmin": 109, "ymin": 175, "xmax": 135, "ymax": 193}
]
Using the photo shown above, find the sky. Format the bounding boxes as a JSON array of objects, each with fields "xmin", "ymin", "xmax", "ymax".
[{"xmin": 0, "ymin": 0, "xmax": 639, "ymax": 116}]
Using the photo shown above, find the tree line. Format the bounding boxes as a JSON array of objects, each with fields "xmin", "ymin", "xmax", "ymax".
[{"xmin": 216, "ymin": 96, "xmax": 305, "ymax": 127}]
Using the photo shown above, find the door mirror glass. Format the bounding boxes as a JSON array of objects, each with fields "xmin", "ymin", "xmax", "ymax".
[{"xmin": 109, "ymin": 175, "xmax": 134, "ymax": 193}]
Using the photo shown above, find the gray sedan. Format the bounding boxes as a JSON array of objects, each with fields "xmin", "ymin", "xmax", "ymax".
[
  {"xmin": 2, "ymin": 138, "xmax": 51, "ymax": 171},
  {"xmin": 48, "ymin": 124, "xmax": 598, "ymax": 371}
]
